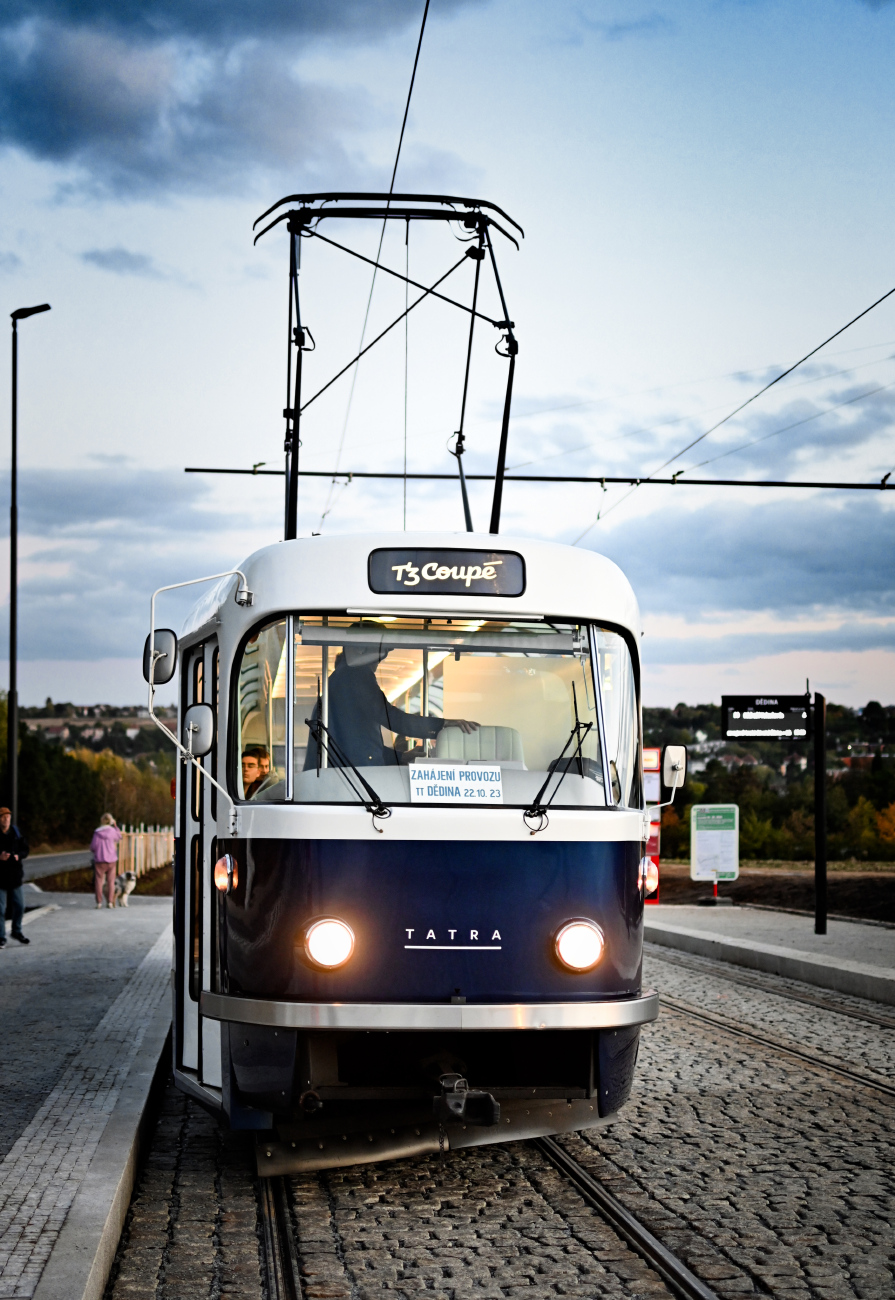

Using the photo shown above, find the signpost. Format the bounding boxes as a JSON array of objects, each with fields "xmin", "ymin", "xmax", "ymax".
[
  {"xmin": 720, "ymin": 690, "xmax": 827, "ymax": 935},
  {"xmin": 690, "ymin": 804, "xmax": 739, "ymax": 900}
]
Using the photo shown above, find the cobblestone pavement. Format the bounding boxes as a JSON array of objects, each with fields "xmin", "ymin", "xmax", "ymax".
[
  {"xmin": 563, "ymin": 951, "xmax": 895, "ymax": 1299},
  {"xmin": 0, "ymin": 925, "xmax": 171, "ymax": 1299},
  {"xmin": 106, "ymin": 1083, "xmax": 263, "ymax": 1300},
  {"xmin": 106, "ymin": 949, "xmax": 895, "ymax": 1300},
  {"xmin": 643, "ymin": 947, "xmax": 895, "ymax": 1087},
  {"xmin": 288, "ymin": 1145, "xmax": 675, "ymax": 1300},
  {"xmin": 0, "ymin": 897, "xmax": 172, "ymax": 1161}
]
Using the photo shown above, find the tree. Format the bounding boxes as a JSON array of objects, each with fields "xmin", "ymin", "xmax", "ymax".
[{"xmin": 71, "ymin": 749, "xmax": 174, "ymax": 828}]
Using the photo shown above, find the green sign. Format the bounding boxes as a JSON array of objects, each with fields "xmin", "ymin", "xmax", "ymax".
[{"xmin": 691, "ymin": 803, "xmax": 739, "ymax": 882}]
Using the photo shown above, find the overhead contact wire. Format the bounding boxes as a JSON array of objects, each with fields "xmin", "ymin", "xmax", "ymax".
[{"xmin": 320, "ymin": 0, "xmax": 431, "ymax": 529}]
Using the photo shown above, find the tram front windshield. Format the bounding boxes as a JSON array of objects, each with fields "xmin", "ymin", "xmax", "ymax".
[{"xmin": 234, "ymin": 616, "xmax": 639, "ymax": 809}]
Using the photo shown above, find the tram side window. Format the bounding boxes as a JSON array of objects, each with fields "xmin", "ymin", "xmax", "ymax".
[
  {"xmin": 594, "ymin": 628, "xmax": 639, "ymax": 807},
  {"xmin": 235, "ymin": 620, "xmax": 287, "ymax": 802}
]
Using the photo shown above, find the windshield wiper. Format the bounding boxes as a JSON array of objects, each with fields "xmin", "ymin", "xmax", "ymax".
[
  {"xmin": 524, "ymin": 682, "xmax": 593, "ymax": 834},
  {"xmin": 305, "ymin": 715, "xmax": 392, "ymax": 828}
]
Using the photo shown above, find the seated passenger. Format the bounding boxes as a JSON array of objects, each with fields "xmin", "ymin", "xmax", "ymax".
[
  {"xmin": 242, "ymin": 746, "xmax": 277, "ymax": 798},
  {"xmin": 305, "ymin": 626, "xmax": 478, "ymax": 769}
]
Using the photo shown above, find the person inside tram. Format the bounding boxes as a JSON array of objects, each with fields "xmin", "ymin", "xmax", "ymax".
[
  {"xmin": 304, "ymin": 623, "xmax": 479, "ymax": 770},
  {"xmin": 242, "ymin": 745, "xmax": 277, "ymax": 798}
]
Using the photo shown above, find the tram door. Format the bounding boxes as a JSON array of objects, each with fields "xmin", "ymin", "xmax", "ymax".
[{"xmin": 179, "ymin": 639, "xmax": 222, "ymax": 1089}]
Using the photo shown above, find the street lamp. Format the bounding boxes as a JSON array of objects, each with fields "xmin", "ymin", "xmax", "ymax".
[{"xmin": 9, "ymin": 304, "xmax": 50, "ymax": 824}]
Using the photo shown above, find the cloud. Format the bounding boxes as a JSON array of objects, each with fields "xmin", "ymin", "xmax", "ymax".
[
  {"xmin": 2, "ymin": 467, "xmax": 270, "ymax": 659},
  {"xmin": 0, "ymin": 1, "xmax": 482, "ymax": 197},
  {"xmin": 578, "ymin": 11, "xmax": 673, "ymax": 40},
  {"xmin": 590, "ymin": 494, "xmax": 895, "ymax": 622},
  {"xmin": 0, "ymin": 251, "xmax": 23, "ymax": 271},
  {"xmin": 81, "ymin": 246, "xmax": 164, "ymax": 276}
]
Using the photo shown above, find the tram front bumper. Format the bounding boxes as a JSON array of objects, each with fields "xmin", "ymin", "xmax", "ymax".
[{"xmin": 200, "ymin": 989, "xmax": 658, "ymax": 1030}]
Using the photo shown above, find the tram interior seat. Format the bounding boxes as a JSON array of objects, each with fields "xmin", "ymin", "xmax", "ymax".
[{"xmin": 435, "ymin": 724, "xmax": 526, "ymax": 769}]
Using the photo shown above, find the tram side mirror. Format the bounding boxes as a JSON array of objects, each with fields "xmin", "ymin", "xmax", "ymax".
[
  {"xmin": 662, "ymin": 744, "xmax": 688, "ymax": 790},
  {"xmin": 182, "ymin": 703, "xmax": 214, "ymax": 758},
  {"xmin": 143, "ymin": 630, "xmax": 178, "ymax": 685}
]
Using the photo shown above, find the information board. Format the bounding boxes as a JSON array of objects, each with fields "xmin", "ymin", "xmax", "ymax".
[
  {"xmin": 690, "ymin": 804, "xmax": 739, "ymax": 881},
  {"xmin": 409, "ymin": 762, "xmax": 503, "ymax": 804},
  {"xmin": 643, "ymin": 746, "xmax": 661, "ymax": 803},
  {"xmin": 721, "ymin": 695, "xmax": 810, "ymax": 741}
]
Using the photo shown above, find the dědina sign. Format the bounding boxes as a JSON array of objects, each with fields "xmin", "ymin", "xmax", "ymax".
[{"xmin": 690, "ymin": 804, "xmax": 740, "ymax": 882}]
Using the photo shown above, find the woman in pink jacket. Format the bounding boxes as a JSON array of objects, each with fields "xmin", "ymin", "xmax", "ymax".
[{"xmin": 91, "ymin": 814, "xmax": 122, "ymax": 909}]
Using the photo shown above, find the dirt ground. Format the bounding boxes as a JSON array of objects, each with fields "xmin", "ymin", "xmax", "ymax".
[{"xmin": 656, "ymin": 862, "xmax": 895, "ymax": 923}]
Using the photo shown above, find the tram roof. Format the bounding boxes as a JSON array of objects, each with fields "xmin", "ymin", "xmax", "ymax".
[{"xmin": 181, "ymin": 532, "xmax": 641, "ymax": 644}]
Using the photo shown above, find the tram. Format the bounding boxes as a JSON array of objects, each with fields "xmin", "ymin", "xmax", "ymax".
[{"xmin": 145, "ymin": 194, "xmax": 684, "ymax": 1173}]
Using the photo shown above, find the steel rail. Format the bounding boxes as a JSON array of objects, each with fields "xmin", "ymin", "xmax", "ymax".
[
  {"xmin": 535, "ymin": 1136, "xmax": 721, "ymax": 1300},
  {"xmin": 645, "ymin": 943, "xmax": 895, "ymax": 1030},
  {"xmin": 660, "ymin": 996, "xmax": 895, "ymax": 1099},
  {"xmin": 258, "ymin": 1177, "xmax": 303, "ymax": 1300}
]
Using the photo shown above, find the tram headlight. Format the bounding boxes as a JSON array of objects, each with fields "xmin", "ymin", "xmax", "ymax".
[
  {"xmin": 554, "ymin": 919, "xmax": 605, "ymax": 972},
  {"xmin": 640, "ymin": 857, "xmax": 659, "ymax": 894},
  {"xmin": 304, "ymin": 918, "xmax": 355, "ymax": 969},
  {"xmin": 213, "ymin": 854, "xmax": 237, "ymax": 894}
]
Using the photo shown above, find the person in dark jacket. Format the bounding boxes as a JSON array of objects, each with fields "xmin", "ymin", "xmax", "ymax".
[
  {"xmin": 304, "ymin": 626, "xmax": 478, "ymax": 771},
  {"xmin": 0, "ymin": 807, "xmax": 30, "ymax": 947}
]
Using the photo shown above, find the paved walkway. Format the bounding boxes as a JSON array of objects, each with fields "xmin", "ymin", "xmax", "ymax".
[
  {"xmin": 649, "ymin": 904, "xmax": 893, "ymax": 967},
  {"xmin": 0, "ymin": 896, "xmax": 171, "ymax": 1298},
  {"xmin": 646, "ymin": 904, "xmax": 895, "ymax": 1004}
]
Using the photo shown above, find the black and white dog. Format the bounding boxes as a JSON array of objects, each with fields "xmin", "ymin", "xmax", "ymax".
[{"xmin": 113, "ymin": 871, "xmax": 138, "ymax": 907}]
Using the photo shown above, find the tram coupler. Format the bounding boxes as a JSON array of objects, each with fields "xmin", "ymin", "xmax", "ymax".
[{"xmin": 434, "ymin": 1073, "xmax": 500, "ymax": 1127}]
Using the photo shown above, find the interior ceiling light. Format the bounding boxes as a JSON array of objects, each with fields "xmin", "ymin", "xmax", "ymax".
[
  {"xmin": 554, "ymin": 919, "xmax": 605, "ymax": 972},
  {"xmin": 305, "ymin": 918, "xmax": 355, "ymax": 969}
]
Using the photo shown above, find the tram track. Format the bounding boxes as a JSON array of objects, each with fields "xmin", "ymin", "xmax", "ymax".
[
  {"xmin": 533, "ymin": 1136, "xmax": 721, "ymax": 1300},
  {"xmin": 659, "ymin": 993, "xmax": 895, "ymax": 1100},
  {"xmin": 258, "ymin": 1176, "xmax": 303, "ymax": 1300},
  {"xmin": 645, "ymin": 942, "xmax": 895, "ymax": 1030}
]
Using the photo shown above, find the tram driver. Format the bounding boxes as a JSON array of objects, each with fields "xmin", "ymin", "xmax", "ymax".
[
  {"xmin": 304, "ymin": 623, "xmax": 479, "ymax": 770},
  {"xmin": 241, "ymin": 745, "xmax": 278, "ymax": 798}
]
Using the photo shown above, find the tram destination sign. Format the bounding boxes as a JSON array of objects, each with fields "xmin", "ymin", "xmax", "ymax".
[
  {"xmin": 369, "ymin": 548, "xmax": 525, "ymax": 597},
  {"xmin": 721, "ymin": 694, "xmax": 811, "ymax": 741}
]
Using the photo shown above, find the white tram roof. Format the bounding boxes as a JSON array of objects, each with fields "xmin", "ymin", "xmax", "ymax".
[{"xmin": 181, "ymin": 532, "xmax": 641, "ymax": 646}]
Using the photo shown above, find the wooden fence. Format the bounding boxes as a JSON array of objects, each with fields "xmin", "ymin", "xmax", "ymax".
[{"xmin": 117, "ymin": 826, "xmax": 175, "ymax": 878}]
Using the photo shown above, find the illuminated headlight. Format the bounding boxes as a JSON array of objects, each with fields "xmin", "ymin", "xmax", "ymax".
[
  {"xmin": 640, "ymin": 857, "xmax": 659, "ymax": 894},
  {"xmin": 554, "ymin": 919, "xmax": 605, "ymax": 972},
  {"xmin": 305, "ymin": 918, "xmax": 355, "ymax": 969},
  {"xmin": 213, "ymin": 854, "xmax": 237, "ymax": 894}
]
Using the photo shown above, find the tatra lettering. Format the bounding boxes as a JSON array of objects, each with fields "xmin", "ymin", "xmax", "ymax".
[
  {"xmin": 426, "ymin": 929, "xmax": 436, "ymax": 941},
  {"xmin": 448, "ymin": 929, "xmax": 456, "ymax": 939},
  {"xmin": 405, "ymin": 929, "xmax": 414, "ymax": 939},
  {"xmin": 470, "ymin": 930, "xmax": 479, "ymax": 941},
  {"xmin": 491, "ymin": 930, "xmax": 501, "ymax": 941}
]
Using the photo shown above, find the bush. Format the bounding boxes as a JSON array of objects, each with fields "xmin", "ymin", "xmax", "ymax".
[{"xmin": 71, "ymin": 749, "xmax": 174, "ymax": 829}]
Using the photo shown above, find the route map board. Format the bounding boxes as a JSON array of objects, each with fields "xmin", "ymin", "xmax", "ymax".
[
  {"xmin": 691, "ymin": 804, "xmax": 740, "ymax": 882},
  {"xmin": 722, "ymin": 695, "xmax": 811, "ymax": 741}
]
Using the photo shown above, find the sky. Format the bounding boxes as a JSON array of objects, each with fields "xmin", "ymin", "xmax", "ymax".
[{"xmin": 0, "ymin": 0, "xmax": 893, "ymax": 708}]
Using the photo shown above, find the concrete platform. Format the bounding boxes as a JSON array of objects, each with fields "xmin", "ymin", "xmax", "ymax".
[
  {"xmin": 0, "ymin": 895, "xmax": 172, "ymax": 1300},
  {"xmin": 645, "ymin": 904, "xmax": 895, "ymax": 1005}
]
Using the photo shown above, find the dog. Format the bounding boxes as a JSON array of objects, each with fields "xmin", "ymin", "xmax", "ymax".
[{"xmin": 113, "ymin": 871, "xmax": 138, "ymax": 907}]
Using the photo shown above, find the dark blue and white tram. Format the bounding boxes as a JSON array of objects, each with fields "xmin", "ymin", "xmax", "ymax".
[{"xmin": 147, "ymin": 533, "xmax": 684, "ymax": 1173}]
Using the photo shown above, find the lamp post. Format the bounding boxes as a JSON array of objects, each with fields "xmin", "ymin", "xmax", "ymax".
[{"xmin": 9, "ymin": 304, "xmax": 50, "ymax": 824}]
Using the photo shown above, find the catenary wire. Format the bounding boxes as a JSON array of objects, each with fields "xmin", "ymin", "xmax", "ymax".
[
  {"xmin": 319, "ymin": 0, "xmax": 431, "ymax": 529},
  {"xmin": 573, "ymin": 284, "xmax": 895, "ymax": 540}
]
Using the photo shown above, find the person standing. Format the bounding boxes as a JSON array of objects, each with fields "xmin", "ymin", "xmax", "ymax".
[
  {"xmin": 0, "ymin": 806, "xmax": 30, "ymax": 948},
  {"xmin": 91, "ymin": 814, "xmax": 122, "ymax": 910}
]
